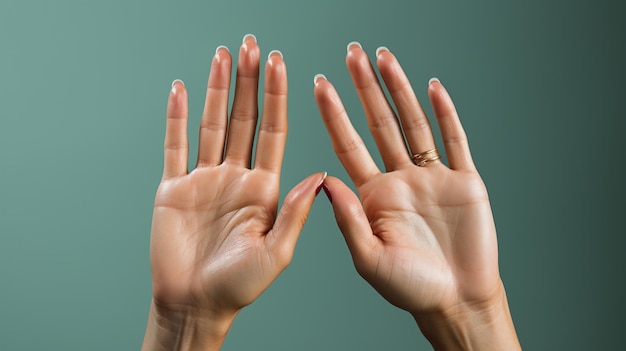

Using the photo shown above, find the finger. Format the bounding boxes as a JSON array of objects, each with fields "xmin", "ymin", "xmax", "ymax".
[
  {"xmin": 254, "ymin": 50, "xmax": 288, "ymax": 173},
  {"xmin": 428, "ymin": 78, "xmax": 475, "ymax": 171},
  {"xmin": 375, "ymin": 47, "xmax": 437, "ymax": 158},
  {"xmin": 267, "ymin": 172, "xmax": 327, "ymax": 267},
  {"xmin": 163, "ymin": 79, "xmax": 188, "ymax": 179},
  {"xmin": 346, "ymin": 42, "xmax": 411, "ymax": 171},
  {"xmin": 314, "ymin": 74, "xmax": 380, "ymax": 187},
  {"xmin": 197, "ymin": 45, "xmax": 232, "ymax": 167},
  {"xmin": 322, "ymin": 176, "xmax": 380, "ymax": 276},
  {"xmin": 224, "ymin": 34, "xmax": 260, "ymax": 168}
]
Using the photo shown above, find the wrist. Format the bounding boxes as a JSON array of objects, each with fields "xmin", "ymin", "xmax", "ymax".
[
  {"xmin": 142, "ymin": 299, "xmax": 238, "ymax": 351},
  {"xmin": 412, "ymin": 287, "xmax": 521, "ymax": 351}
]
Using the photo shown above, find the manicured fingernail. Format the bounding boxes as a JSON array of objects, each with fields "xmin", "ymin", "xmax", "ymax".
[
  {"xmin": 314, "ymin": 73, "xmax": 327, "ymax": 86},
  {"xmin": 429, "ymin": 77, "xmax": 440, "ymax": 86},
  {"xmin": 268, "ymin": 49, "xmax": 283, "ymax": 60},
  {"xmin": 215, "ymin": 45, "xmax": 229, "ymax": 55},
  {"xmin": 315, "ymin": 172, "xmax": 328, "ymax": 196},
  {"xmin": 376, "ymin": 46, "xmax": 389, "ymax": 57},
  {"xmin": 171, "ymin": 79, "xmax": 184, "ymax": 91},
  {"xmin": 243, "ymin": 33, "xmax": 257, "ymax": 44},
  {"xmin": 347, "ymin": 41, "xmax": 362, "ymax": 53}
]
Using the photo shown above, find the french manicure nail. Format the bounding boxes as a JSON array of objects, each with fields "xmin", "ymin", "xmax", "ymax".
[
  {"xmin": 215, "ymin": 45, "xmax": 229, "ymax": 55},
  {"xmin": 429, "ymin": 77, "xmax": 440, "ymax": 86},
  {"xmin": 315, "ymin": 172, "xmax": 328, "ymax": 196},
  {"xmin": 376, "ymin": 46, "xmax": 389, "ymax": 57},
  {"xmin": 243, "ymin": 33, "xmax": 257, "ymax": 44},
  {"xmin": 171, "ymin": 79, "xmax": 184, "ymax": 89},
  {"xmin": 268, "ymin": 49, "xmax": 283, "ymax": 60},
  {"xmin": 314, "ymin": 73, "xmax": 327, "ymax": 86},
  {"xmin": 347, "ymin": 41, "xmax": 362, "ymax": 53}
]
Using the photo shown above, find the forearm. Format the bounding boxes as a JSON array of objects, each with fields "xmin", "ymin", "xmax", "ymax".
[
  {"xmin": 413, "ymin": 288, "xmax": 521, "ymax": 351},
  {"xmin": 141, "ymin": 299, "xmax": 237, "ymax": 351}
]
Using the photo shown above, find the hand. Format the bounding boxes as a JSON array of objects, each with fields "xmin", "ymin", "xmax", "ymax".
[
  {"xmin": 314, "ymin": 43, "xmax": 520, "ymax": 350},
  {"xmin": 142, "ymin": 35, "xmax": 325, "ymax": 351}
]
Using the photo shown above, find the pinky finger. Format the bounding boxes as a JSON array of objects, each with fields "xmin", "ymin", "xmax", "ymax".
[
  {"xmin": 428, "ymin": 78, "xmax": 475, "ymax": 171},
  {"xmin": 163, "ymin": 80, "xmax": 189, "ymax": 179}
]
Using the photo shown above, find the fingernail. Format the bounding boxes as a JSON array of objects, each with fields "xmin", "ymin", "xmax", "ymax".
[
  {"xmin": 315, "ymin": 172, "xmax": 328, "ymax": 196},
  {"xmin": 268, "ymin": 49, "xmax": 283, "ymax": 60},
  {"xmin": 322, "ymin": 184, "xmax": 332, "ymax": 203},
  {"xmin": 347, "ymin": 41, "xmax": 362, "ymax": 53},
  {"xmin": 171, "ymin": 79, "xmax": 184, "ymax": 90},
  {"xmin": 314, "ymin": 73, "xmax": 327, "ymax": 87},
  {"xmin": 429, "ymin": 77, "xmax": 440, "ymax": 86},
  {"xmin": 376, "ymin": 46, "xmax": 389, "ymax": 57},
  {"xmin": 215, "ymin": 45, "xmax": 229, "ymax": 55},
  {"xmin": 243, "ymin": 33, "xmax": 257, "ymax": 44}
]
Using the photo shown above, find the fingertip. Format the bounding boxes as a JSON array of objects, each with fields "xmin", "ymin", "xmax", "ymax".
[
  {"xmin": 171, "ymin": 79, "xmax": 184, "ymax": 91},
  {"xmin": 267, "ymin": 50, "xmax": 286, "ymax": 72},
  {"xmin": 321, "ymin": 170, "xmax": 328, "ymax": 182},
  {"xmin": 321, "ymin": 176, "xmax": 347, "ymax": 198},
  {"xmin": 238, "ymin": 36, "xmax": 261, "ymax": 75},
  {"xmin": 285, "ymin": 172, "xmax": 328, "ymax": 201},
  {"xmin": 428, "ymin": 78, "xmax": 447, "ymax": 102},
  {"xmin": 374, "ymin": 46, "xmax": 397, "ymax": 76},
  {"xmin": 243, "ymin": 33, "xmax": 257, "ymax": 44},
  {"xmin": 314, "ymin": 172, "xmax": 328, "ymax": 196},
  {"xmin": 345, "ymin": 44, "xmax": 375, "ymax": 86},
  {"xmin": 313, "ymin": 73, "xmax": 327, "ymax": 87},
  {"xmin": 313, "ymin": 81, "xmax": 348, "ymax": 127},
  {"xmin": 375, "ymin": 46, "xmax": 389, "ymax": 58},
  {"xmin": 215, "ymin": 45, "xmax": 229, "ymax": 55},
  {"xmin": 266, "ymin": 48, "xmax": 286, "ymax": 68},
  {"xmin": 428, "ymin": 78, "xmax": 451, "ymax": 106},
  {"xmin": 347, "ymin": 41, "xmax": 362, "ymax": 54},
  {"xmin": 169, "ymin": 79, "xmax": 187, "ymax": 108},
  {"xmin": 315, "ymin": 171, "xmax": 328, "ymax": 196},
  {"xmin": 319, "ymin": 177, "xmax": 343, "ymax": 213},
  {"xmin": 322, "ymin": 175, "xmax": 341, "ymax": 186},
  {"xmin": 313, "ymin": 76, "xmax": 342, "ymax": 111},
  {"xmin": 268, "ymin": 49, "xmax": 283, "ymax": 60},
  {"xmin": 264, "ymin": 51, "xmax": 287, "ymax": 95},
  {"xmin": 319, "ymin": 174, "xmax": 337, "ymax": 204},
  {"xmin": 428, "ymin": 77, "xmax": 441, "ymax": 86}
]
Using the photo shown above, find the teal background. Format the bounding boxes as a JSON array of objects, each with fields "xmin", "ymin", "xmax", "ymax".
[{"xmin": 0, "ymin": 0, "xmax": 623, "ymax": 349}]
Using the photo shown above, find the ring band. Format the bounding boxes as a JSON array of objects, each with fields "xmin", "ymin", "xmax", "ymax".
[{"xmin": 411, "ymin": 148, "xmax": 441, "ymax": 166}]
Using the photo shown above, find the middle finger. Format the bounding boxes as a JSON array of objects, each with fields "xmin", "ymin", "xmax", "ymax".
[{"xmin": 224, "ymin": 34, "xmax": 261, "ymax": 168}]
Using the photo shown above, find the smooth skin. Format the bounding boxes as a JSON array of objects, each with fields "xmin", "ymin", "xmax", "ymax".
[
  {"xmin": 314, "ymin": 42, "xmax": 521, "ymax": 350},
  {"xmin": 142, "ymin": 34, "xmax": 521, "ymax": 350},
  {"xmin": 141, "ymin": 35, "xmax": 325, "ymax": 351}
]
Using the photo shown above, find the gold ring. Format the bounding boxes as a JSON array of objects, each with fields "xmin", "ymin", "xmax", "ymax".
[{"xmin": 411, "ymin": 148, "xmax": 441, "ymax": 167}]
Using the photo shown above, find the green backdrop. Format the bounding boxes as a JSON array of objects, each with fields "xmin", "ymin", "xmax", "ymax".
[{"xmin": 0, "ymin": 0, "xmax": 623, "ymax": 349}]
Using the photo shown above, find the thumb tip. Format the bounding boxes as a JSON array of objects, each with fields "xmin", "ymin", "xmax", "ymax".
[{"xmin": 315, "ymin": 171, "xmax": 328, "ymax": 197}]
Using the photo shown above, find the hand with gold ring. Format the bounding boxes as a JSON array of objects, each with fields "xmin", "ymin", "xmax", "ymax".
[
  {"xmin": 142, "ymin": 35, "xmax": 326, "ymax": 351},
  {"xmin": 314, "ymin": 42, "xmax": 521, "ymax": 350}
]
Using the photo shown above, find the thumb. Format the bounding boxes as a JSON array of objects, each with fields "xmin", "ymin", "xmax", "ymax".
[
  {"xmin": 322, "ymin": 176, "xmax": 378, "ymax": 269},
  {"xmin": 268, "ymin": 172, "xmax": 327, "ymax": 265}
]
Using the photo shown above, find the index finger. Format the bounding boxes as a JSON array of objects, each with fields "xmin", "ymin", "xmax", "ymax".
[{"xmin": 314, "ymin": 74, "xmax": 380, "ymax": 187}]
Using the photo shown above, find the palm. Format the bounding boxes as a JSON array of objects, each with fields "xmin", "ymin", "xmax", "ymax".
[
  {"xmin": 147, "ymin": 41, "xmax": 318, "ymax": 317},
  {"xmin": 357, "ymin": 165, "xmax": 499, "ymax": 314},
  {"xmin": 150, "ymin": 167, "xmax": 280, "ymax": 312},
  {"xmin": 314, "ymin": 43, "xmax": 506, "ymax": 317}
]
